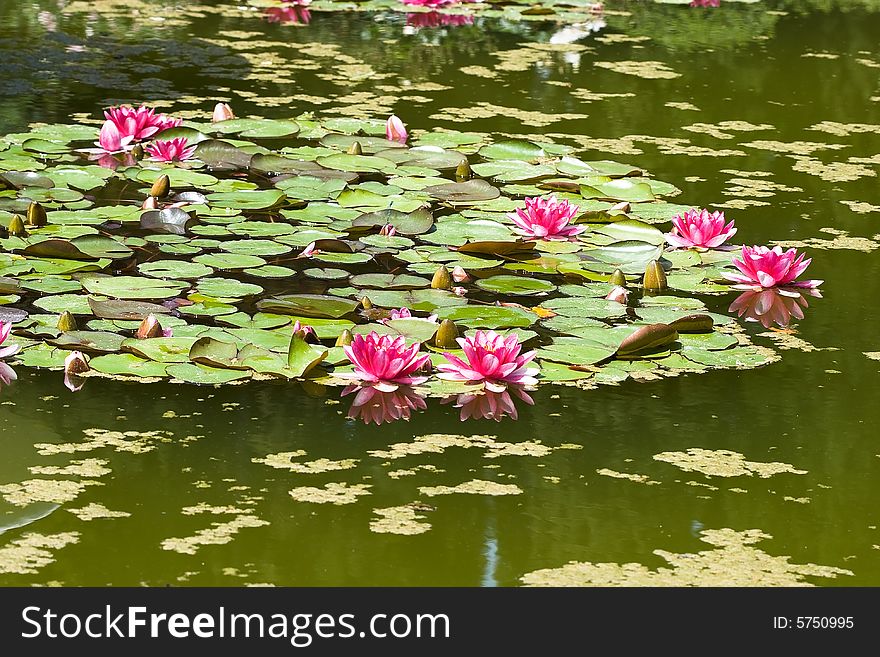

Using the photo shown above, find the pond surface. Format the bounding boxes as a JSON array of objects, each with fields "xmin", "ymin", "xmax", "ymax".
[{"xmin": 1, "ymin": 0, "xmax": 879, "ymax": 586}]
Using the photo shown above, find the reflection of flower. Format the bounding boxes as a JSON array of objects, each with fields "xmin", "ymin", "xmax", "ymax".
[
  {"xmin": 729, "ymin": 287, "xmax": 820, "ymax": 329},
  {"xmin": 508, "ymin": 196, "xmax": 584, "ymax": 240},
  {"xmin": 666, "ymin": 208, "xmax": 736, "ymax": 249},
  {"xmin": 402, "ymin": 0, "xmax": 474, "ymax": 7},
  {"xmin": 145, "ymin": 137, "xmax": 196, "ymax": 162},
  {"xmin": 724, "ymin": 245, "xmax": 823, "ymax": 290},
  {"xmin": 264, "ymin": 6, "xmax": 312, "ymax": 24},
  {"xmin": 0, "ymin": 321, "xmax": 18, "ymax": 391},
  {"xmin": 691, "ymin": 0, "xmax": 720, "ymax": 7},
  {"xmin": 340, "ymin": 332, "xmax": 431, "ymax": 392},
  {"xmin": 344, "ymin": 385, "xmax": 427, "ymax": 425},
  {"xmin": 438, "ymin": 330, "xmax": 538, "ymax": 393},
  {"xmin": 405, "ymin": 12, "xmax": 474, "ymax": 28},
  {"xmin": 63, "ymin": 351, "xmax": 90, "ymax": 393},
  {"xmin": 0, "ymin": 362, "xmax": 16, "ymax": 390},
  {"xmin": 444, "ymin": 386, "xmax": 533, "ymax": 422}
]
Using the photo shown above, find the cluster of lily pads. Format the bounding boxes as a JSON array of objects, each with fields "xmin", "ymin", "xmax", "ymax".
[{"xmin": 0, "ymin": 102, "xmax": 818, "ymax": 415}]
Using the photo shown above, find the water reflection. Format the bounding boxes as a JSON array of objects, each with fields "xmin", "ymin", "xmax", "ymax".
[
  {"xmin": 443, "ymin": 386, "xmax": 534, "ymax": 422},
  {"xmin": 264, "ymin": 6, "xmax": 313, "ymax": 25},
  {"xmin": 405, "ymin": 13, "xmax": 474, "ymax": 29},
  {"xmin": 0, "ymin": 362, "xmax": 16, "ymax": 391},
  {"xmin": 728, "ymin": 287, "xmax": 822, "ymax": 329},
  {"xmin": 343, "ymin": 385, "xmax": 427, "ymax": 425}
]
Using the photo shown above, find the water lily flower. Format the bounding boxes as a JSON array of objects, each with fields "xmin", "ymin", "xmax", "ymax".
[
  {"xmin": 63, "ymin": 350, "xmax": 90, "ymax": 392},
  {"xmin": 339, "ymin": 332, "xmax": 431, "ymax": 392},
  {"xmin": 145, "ymin": 138, "xmax": 196, "ymax": 163},
  {"xmin": 437, "ymin": 330, "xmax": 538, "ymax": 392},
  {"xmin": 0, "ymin": 321, "xmax": 20, "ymax": 360},
  {"xmin": 452, "ymin": 286, "xmax": 467, "ymax": 297},
  {"xmin": 507, "ymin": 196, "xmax": 584, "ymax": 240},
  {"xmin": 381, "ymin": 308, "xmax": 439, "ymax": 324},
  {"xmin": 136, "ymin": 314, "xmax": 172, "ymax": 339},
  {"xmin": 291, "ymin": 320, "xmax": 317, "ymax": 341},
  {"xmin": 386, "ymin": 115, "xmax": 408, "ymax": 144},
  {"xmin": 104, "ymin": 105, "xmax": 181, "ymax": 142},
  {"xmin": 605, "ymin": 285, "xmax": 629, "ymax": 304},
  {"xmin": 666, "ymin": 208, "xmax": 736, "ymax": 249},
  {"xmin": 300, "ymin": 242, "xmax": 319, "ymax": 258},
  {"xmin": 723, "ymin": 245, "xmax": 823, "ymax": 290},
  {"xmin": 451, "ymin": 265, "xmax": 470, "ymax": 283},
  {"xmin": 444, "ymin": 386, "xmax": 534, "ymax": 422},
  {"xmin": 405, "ymin": 12, "xmax": 474, "ymax": 28},
  {"xmin": 729, "ymin": 287, "xmax": 820, "ymax": 329},
  {"xmin": 343, "ymin": 385, "xmax": 427, "ymax": 425},
  {"xmin": 212, "ymin": 102, "xmax": 235, "ymax": 122},
  {"xmin": 379, "ymin": 224, "xmax": 397, "ymax": 237},
  {"xmin": 96, "ymin": 120, "xmax": 134, "ymax": 153}
]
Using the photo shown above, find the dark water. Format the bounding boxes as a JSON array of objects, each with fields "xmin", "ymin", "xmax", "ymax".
[{"xmin": 1, "ymin": 0, "xmax": 879, "ymax": 585}]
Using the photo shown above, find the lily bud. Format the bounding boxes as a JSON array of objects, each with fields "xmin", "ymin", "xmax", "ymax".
[
  {"xmin": 136, "ymin": 314, "xmax": 164, "ymax": 339},
  {"xmin": 617, "ymin": 323, "xmax": 678, "ymax": 357},
  {"xmin": 291, "ymin": 320, "xmax": 317, "ymax": 343},
  {"xmin": 63, "ymin": 350, "xmax": 90, "ymax": 392},
  {"xmin": 610, "ymin": 201, "xmax": 631, "ymax": 213},
  {"xmin": 335, "ymin": 329, "xmax": 354, "ymax": 347},
  {"xmin": 26, "ymin": 201, "xmax": 47, "ymax": 227},
  {"xmin": 8, "ymin": 214, "xmax": 27, "ymax": 237},
  {"xmin": 431, "ymin": 264, "xmax": 452, "ymax": 290},
  {"xmin": 131, "ymin": 144, "xmax": 145, "ymax": 160},
  {"xmin": 56, "ymin": 311, "xmax": 78, "ymax": 332},
  {"xmin": 360, "ymin": 296, "xmax": 373, "ymax": 310},
  {"xmin": 642, "ymin": 260, "xmax": 667, "ymax": 293},
  {"xmin": 455, "ymin": 160, "xmax": 472, "ymax": 181},
  {"xmin": 150, "ymin": 174, "xmax": 170, "ymax": 199},
  {"xmin": 608, "ymin": 269, "xmax": 627, "ymax": 287},
  {"xmin": 379, "ymin": 224, "xmax": 396, "ymax": 237},
  {"xmin": 451, "ymin": 265, "xmax": 470, "ymax": 283},
  {"xmin": 212, "ymin": 102, "xmax": 235, "ymax": 122},
  {"xmin": 347, "ymin": 141, "xmax": 363, "ymax": 156},
  {"xmin": 605, "ymin": 286, "xmax": 629, "ymax": 304},
  {"xmin": 434, "ymin": 319, "xmax": 459, "ymax": 349},
  {"xmin": 141, "ymin": 196, "xmax": 159, "ymax": 210},
  {"xmin": 452, "ymin": 286, "xmax": 467, "ymax": 297}
]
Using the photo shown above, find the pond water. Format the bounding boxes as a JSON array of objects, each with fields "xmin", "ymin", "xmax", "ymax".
[{"xmin": 1, "ymin": 0, "xmax": 879, "ymax": 586}]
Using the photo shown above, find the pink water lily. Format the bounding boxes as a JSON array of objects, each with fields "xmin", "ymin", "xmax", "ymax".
[
  {"xmin": 300, "ymin": 242, "xmax": 318, "ymax": 258},
  {"xmin": 145, "ymin": 138, "xmax": 196, "ymax": 162},
  {"xmin": 437, "ymin": 330, "xmax": 538, "ymax": 393},
  {"xmin": 508, "ymin": 196, "xmax": 584, "ymax": 240},
  {"xmin": 666, "ymin": 208, "xmax": 736, "ymax": 249},
  {"xmin": 444, "ymin": 386, "xmax": 534, "ymax": 422},
  {"xmin": 96, "ymin": 120, "xmax": 134, "ymax": 153},
  {"xmin": 104, "ymin": 105, "xmax": 182, "ymax": 142},
  {"xmin": 379, "ymin": 224, "xmax": 397, "ymax": 237},
  {"xmin": 136, "ymin": 314, "xmax": 173, "ymax": 339},
  {"xmin": 723, "ymin": 245, "xmax": 823, "ymax": 290},
  {"xmin": 63, "ymin": 350, "xmax": 90, "ymax": 392},
  {"xmin": 382, "ymin": 308, "xmax": 439, "ymax": 324},
  {"xmin": 344, "ymin": 385, "xmax": 427, "ymax": 425},
  {"xmin": 729, "ymin": 287, "xmax": 820, "ymax": 329},
  {"xmin": 0, "ymin": 321, "xmax": 20, "ymax": 360},
  {"xmin": 605, "ymin": 285, "xmax": 629, "ymax": 304},
  {"xmin": 212, "ymin": 102, "xmax": 235, "ymax": 122},
  {"xmin": 386, "ymin": 115, "xmax": 408, "ymax": 144},
  {"xmin": 340, "ymin": 332, "xmax": 431, "ymax": 392},
  {"xmin": 291, "ymin": 320, "xmax": 317, "ymax": 341}
]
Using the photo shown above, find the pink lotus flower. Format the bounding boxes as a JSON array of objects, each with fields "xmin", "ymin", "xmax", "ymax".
[
  {"xmin": 406, "ymin": 12, "xmax": 474, "ymax": 28},
  {"xmin": 386, "ymin": 115, "xmax": 408, "ymax": 144},
  {"xmin": 723, "ymin": 245, "xmax": 823, "ymax": 290},
  {"xmin": 145, "ymin": 138, "xmax": 196, "ymax": 163},
  {"xmin": 0, "ymin": 321, "xmax": 20, "ymax": 360},
  {"xmin": 666, "ymin": 208, "xmax": 736, "ymax": 249},
  {"xmin": 339, "ymin": 332, "xmax": 431, "ymax": 392},
  {"xmin": 605, "ymin": 285, "xmax": 629, "ymax": 304},
  {"xmin": 444, "ymin": 386, "xmax": 533, "ymax": 422},
  {"xmin": 104, "ymin": 105, "xmax": 181, "ymax": 142},
  {"xmin": 437, "ymin": 330, "xmax": 538, "ymax": 393},
  {"xmin": 344, "ymin": 385, "xmax": 427, "ymax": 425},
  {"xmin": 212, "ymin": 102, "xmax": 235, "ymax": 122},
  {"xmin": 729, "ymin": 287, "xmax": 820, "ymax": 329},
  {"xmin": 508, "ymin": 196, "xmax": 584, "ymax": 240}
]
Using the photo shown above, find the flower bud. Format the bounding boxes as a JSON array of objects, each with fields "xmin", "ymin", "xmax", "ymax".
[
  {"xmin": 434, "ymin": 319, "xmax": 459, "ymax": 348},
  {"xmin": 212, "ymin": 102, "xmax": 235, "ymax": 122},
  {"xmin": 452, "ymin": 286, "xmax": 467, "ymax": 297},
  {"xmin": 642, "ymin": 260, "xmax": 667, "ymax": 292},
  {"xmin": 451, "ymin": 265, "xmax": 470, "ymax": 283},
  {"xmin": 431, "ymin": 264, "xmax": 452, "ymax": 290},
  {"xmin": 379, "ymin": 224, "xmax": 396, "ymax": 237},
  {"xmin": 335, "ymin": 329, "xmax": 354, "ymax": 347},
  {"xmin": 141, "ymin": 196, "xmax": 159, "ymax": 210},
  {"xmin": 8, "ymin": 214, "xmax": 26, "ymax": 237},
  {"xmin": 136, "ymin": 314, "xmax": 164, "ymax": 339},
  {"xmin": 608, "ymin": 269, "xmax": 627, "ymax": 287},
  {"xmin": 63, "ymin": 350, "xmax": 90, "ymax": 392},
  {"xmin": 455, "ymin": 160, "xmax": 472, "ymax": 181},
  {"xmin": 26, "ymin": 201, "xmax": 47, "ymax": 227},
  {"xmin": 56, "ymin": 311, "xmax": 78, "ymax": 332},
  {"xmin": 610, "ymin": 201, "xmax": 631, "ymax": 213},
  {"xmin": 150, "ymin": 174, "xmax": 170, "ymax": 199},
  {"xmin": 347, "ymin": 141, "xmax": 363, "ymax": 155},
  {"xmin": 131, "ymin": 144, "xmax": 145, "ymax": 160},
  {"xmin": 360, "ymin": 296, "xmax": 373, "ymax": 310},
  {"xmin": 605, "ymin": 286, "xmax": 629, "ymax": 304}
]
